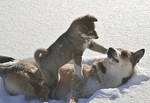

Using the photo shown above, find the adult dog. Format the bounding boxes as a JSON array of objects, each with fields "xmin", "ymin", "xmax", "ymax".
[{"xmin": 0, "ymin": 47, "xmax": 145, "ymax": 102}]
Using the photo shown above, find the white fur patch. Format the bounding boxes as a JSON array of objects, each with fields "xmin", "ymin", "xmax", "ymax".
[
  {"xmin": 102, "ymin": 56, "xmax": 133, "ymax": 88},
  {"xmin": 82, "ymin": 79, "xmax": 100, "ymax": 97},
  {"xmin": 83, "ymin": 42, "xmax": 89, "ymax": 50},
  {"xmin": 5, "ymin": 80, "xmax": 21, "ymax": 95},
  {"xmin": 73, "ymin": 60, "xmax": 83, "ymax": 79}
]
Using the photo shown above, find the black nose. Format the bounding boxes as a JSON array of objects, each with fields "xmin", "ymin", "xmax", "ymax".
[
  {"xmin": 107, "ymin": 47, "xmax": 116, "ymax": 58},
  {"xmin": 108, "ymin": 47, "xmax": 115, "ymax": 53},
  {"xmin": 95, "ymin": 36, "xmax": 99, "ymax": 39},
  {"xmin": 93, "ymin": 31, "xmax": 99, "ymax": 39}
]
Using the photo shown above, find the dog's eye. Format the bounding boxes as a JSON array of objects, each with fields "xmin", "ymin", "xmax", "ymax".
[
  {"xmin": 87, "ymin": 31, "xmax": 93, "ymax": 34},
  {"xmin": 121, "ymin": 51, "xmax": 129, "ymax": 58}
]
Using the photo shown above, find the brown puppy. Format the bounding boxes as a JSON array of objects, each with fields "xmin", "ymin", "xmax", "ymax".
[
  {"xmin": 34, "ymin": 14, "xmax": 107, "ymax": 91},
  {"xmin": 0, "ymin": 47, "xmax": 145, "ymax": 103}
]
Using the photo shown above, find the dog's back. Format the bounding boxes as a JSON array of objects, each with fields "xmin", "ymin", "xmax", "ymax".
[{"xmin": 0, "ymin": 60, "xmax": 44, "ymax": 99}]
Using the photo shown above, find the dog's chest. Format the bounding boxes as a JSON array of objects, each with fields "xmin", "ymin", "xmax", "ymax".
[
  {"xmin": 100, "ymin": 74, "xmax": 121, "ymax": 88},
  {"xmin": 81, "ymin": 79, "xmax": 100, "ymax": 97},
  {"xmin": 82, "ymin": 41, "xmax": 90, "ymax": 50}
]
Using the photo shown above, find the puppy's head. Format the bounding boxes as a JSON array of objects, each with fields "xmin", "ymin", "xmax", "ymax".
[
  {"xmin": 106, "ymin": 47, "xmax": 145, "ymax": 83},
  {"xmin": 70, "ymin": 14, "xmax": 98, "ymax": 40}
]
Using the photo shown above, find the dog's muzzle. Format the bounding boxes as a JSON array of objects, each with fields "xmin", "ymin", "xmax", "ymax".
[
  {"xmin": 94, "ymin": 31, "xmax": 99, "ymax": 39},
  {"xmin": 107, "ymin": 47, "xmax": 119, "ymax": 63}
]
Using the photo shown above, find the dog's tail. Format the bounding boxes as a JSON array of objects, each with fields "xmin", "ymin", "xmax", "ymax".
[
  {"xmin": 34, "ymin": 48, "xmax": 48, "ymax": 67},
  {"xmin": 0, "ymin": 56, "xmax": 15, "ymax": 63}
]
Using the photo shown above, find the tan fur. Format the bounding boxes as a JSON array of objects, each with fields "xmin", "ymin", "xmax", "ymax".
[
  {"xmin": 0, "ymin": 48, "xmax": 145, "ymax": 103},
  {"xmin": 34, "ymin": 14, "xmax": 107, "ymax": 93},
  {"xmin": 0, "ymin": 60, "xmax": 49, "ymax": 100}
]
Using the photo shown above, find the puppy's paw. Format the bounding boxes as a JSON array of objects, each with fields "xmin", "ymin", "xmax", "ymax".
[
  {"xmin": 66, "ymin": 92, "xmax": 77, "ymax": 103},
  {"xmin": 37, "ymin": 84, "xmax": 50, "ymax": 102},
  {"xmin": 77, "ymin": 74, "xmax": 84, "ymax": 81}
]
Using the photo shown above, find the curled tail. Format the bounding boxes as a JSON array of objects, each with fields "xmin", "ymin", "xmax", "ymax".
[{"xmin": 34, "ymin": 48, "xmax": 48, "ymax": 67}]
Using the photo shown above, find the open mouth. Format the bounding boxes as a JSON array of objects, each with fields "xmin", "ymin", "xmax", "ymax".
[{"xmin": 107, "ymin": 48, "xmax": 119, "ymax": 63}]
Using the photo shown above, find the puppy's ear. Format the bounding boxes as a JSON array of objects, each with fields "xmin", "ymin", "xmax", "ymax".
[
  {"xmin": 133, "ymin": 49, "xmax": 145, "ymax": 64},
  {"xmin": 84, "ymin": 14, "xmax": 98, "ymax": 22},
  {"xmin": 75, "ymin": 24, "xmax": 87, "ymax": 33}
]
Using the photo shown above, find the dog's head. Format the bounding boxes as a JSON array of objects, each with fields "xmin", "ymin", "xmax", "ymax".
[
  {"xmin": 106, "ymin": 47, "xmax": 145, "ymax": 84},
  {"xmin": 69, "ymin": 14, "xmax": 98, "ymax": 40}
]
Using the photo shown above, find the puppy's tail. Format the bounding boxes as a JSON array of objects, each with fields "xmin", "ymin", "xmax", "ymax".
[{"xmin": 34, "ymin": 48, "xmax": 48, "ymax": 66}]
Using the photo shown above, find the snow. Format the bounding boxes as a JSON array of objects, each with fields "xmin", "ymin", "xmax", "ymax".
[{"xmin": 0, "ymin": 0, "xmax": 150, "ymax": 103}]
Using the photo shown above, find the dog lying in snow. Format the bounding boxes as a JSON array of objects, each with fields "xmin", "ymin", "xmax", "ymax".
[{"xmin": 0, "ymin": 47, "xmax": 145, "ymax": 103}]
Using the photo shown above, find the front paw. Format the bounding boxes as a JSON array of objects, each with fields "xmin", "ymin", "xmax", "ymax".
[
  {"xmin": 66, "ymin": 91, "xmax": 77, "ymax": 103},
  {"xmin": 37, "ymin": 84, "xmax": 50, "ymax": 102}
]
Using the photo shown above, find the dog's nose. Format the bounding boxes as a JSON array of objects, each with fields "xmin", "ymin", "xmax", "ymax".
[
  {"xmin": 95, "ymin": 36, "xmax": 99, "ymax": 39},
  {"xmin": 108, "ymin": 47, "xmax": 115, "ymax": 53},
  {"xmin": 107, "ymin": 47, "xmax": 116, "ymax": 58}
]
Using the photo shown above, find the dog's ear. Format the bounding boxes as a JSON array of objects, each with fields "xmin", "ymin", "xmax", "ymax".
[
  {"xmin": 133, "ymin": 49, "xmax": 145, "ymax": 64},
  {"xmin": 84, "ymin": 14, "xmax": 98, "ymax": 22},
  {"xmin": 76, "ymin": 24, "xmax": 87, "ymax": 33}
]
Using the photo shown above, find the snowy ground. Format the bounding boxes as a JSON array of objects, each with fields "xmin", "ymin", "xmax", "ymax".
[{"xmin": 0, "ymin": 0, "xmax": 150, "ymax": 103}]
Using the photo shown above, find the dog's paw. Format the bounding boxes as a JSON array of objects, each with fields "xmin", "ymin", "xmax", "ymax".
[
  {"xmin": 37, "ymin": 84, "xmax": 50, "ymax": 102},
  {"xmin": 67, "ymin": 98, "xmax": 76, "ymax": 103},
  {"xmin": 66, "ymin": 92, "xmax": 77, "ymax": 103}
]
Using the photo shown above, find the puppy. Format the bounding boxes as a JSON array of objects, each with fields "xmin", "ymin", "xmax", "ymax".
[
  {"xmin": 34, "ymin": 14, "xmax": 107, "ymax": 91},
  {"xmin": 0, "ymin": 47, "xmax": 145, "ymax": 103}
]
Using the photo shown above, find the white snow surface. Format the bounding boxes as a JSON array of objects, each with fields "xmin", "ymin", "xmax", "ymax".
[{"xmin": 0, "ymin": 0, "xmax": 150, "ymax": 103}]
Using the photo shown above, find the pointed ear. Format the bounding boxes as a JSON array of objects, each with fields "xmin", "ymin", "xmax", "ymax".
[
  {"xmin": 133, "ymin": 49, "xmax": 145, "ymax": 64},
  {"xmin": 84, "ymin": 14, "xmax": 98, "ymax": 22}
]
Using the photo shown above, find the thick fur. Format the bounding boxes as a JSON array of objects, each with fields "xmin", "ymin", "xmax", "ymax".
[
  {"xmin": 0, "ymin": 60, "xmax": 49, "ymax": 100},
  {"xmin": 0, "ymin": 47, "xmax": 145, "ymax": 102},
  {"xmin": 34, "ymin": 14, "xmax": 107, "ymax": 90}
]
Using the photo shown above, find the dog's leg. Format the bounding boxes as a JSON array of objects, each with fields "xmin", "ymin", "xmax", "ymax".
[
  {"xmin": 37, "ymin": 67, "xmax": 58, "ymax": 101},
  {"xmin": 66, "ymin": 97, "xmax": 76, "ymax": 103},
  {"xmin": 37, "ymin": 84, "xmax": 50, "ymax": 102},
  {"xmin": 89, "ymin": 40, "xmax": 107, "ymax": 54},
  {"xmin": 66, "ymin": 90, "xmax": 78, "ymax": 103},
  {"xmin": 72, "ymin": 54, "xmax": 83, "ymax": 79}
]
